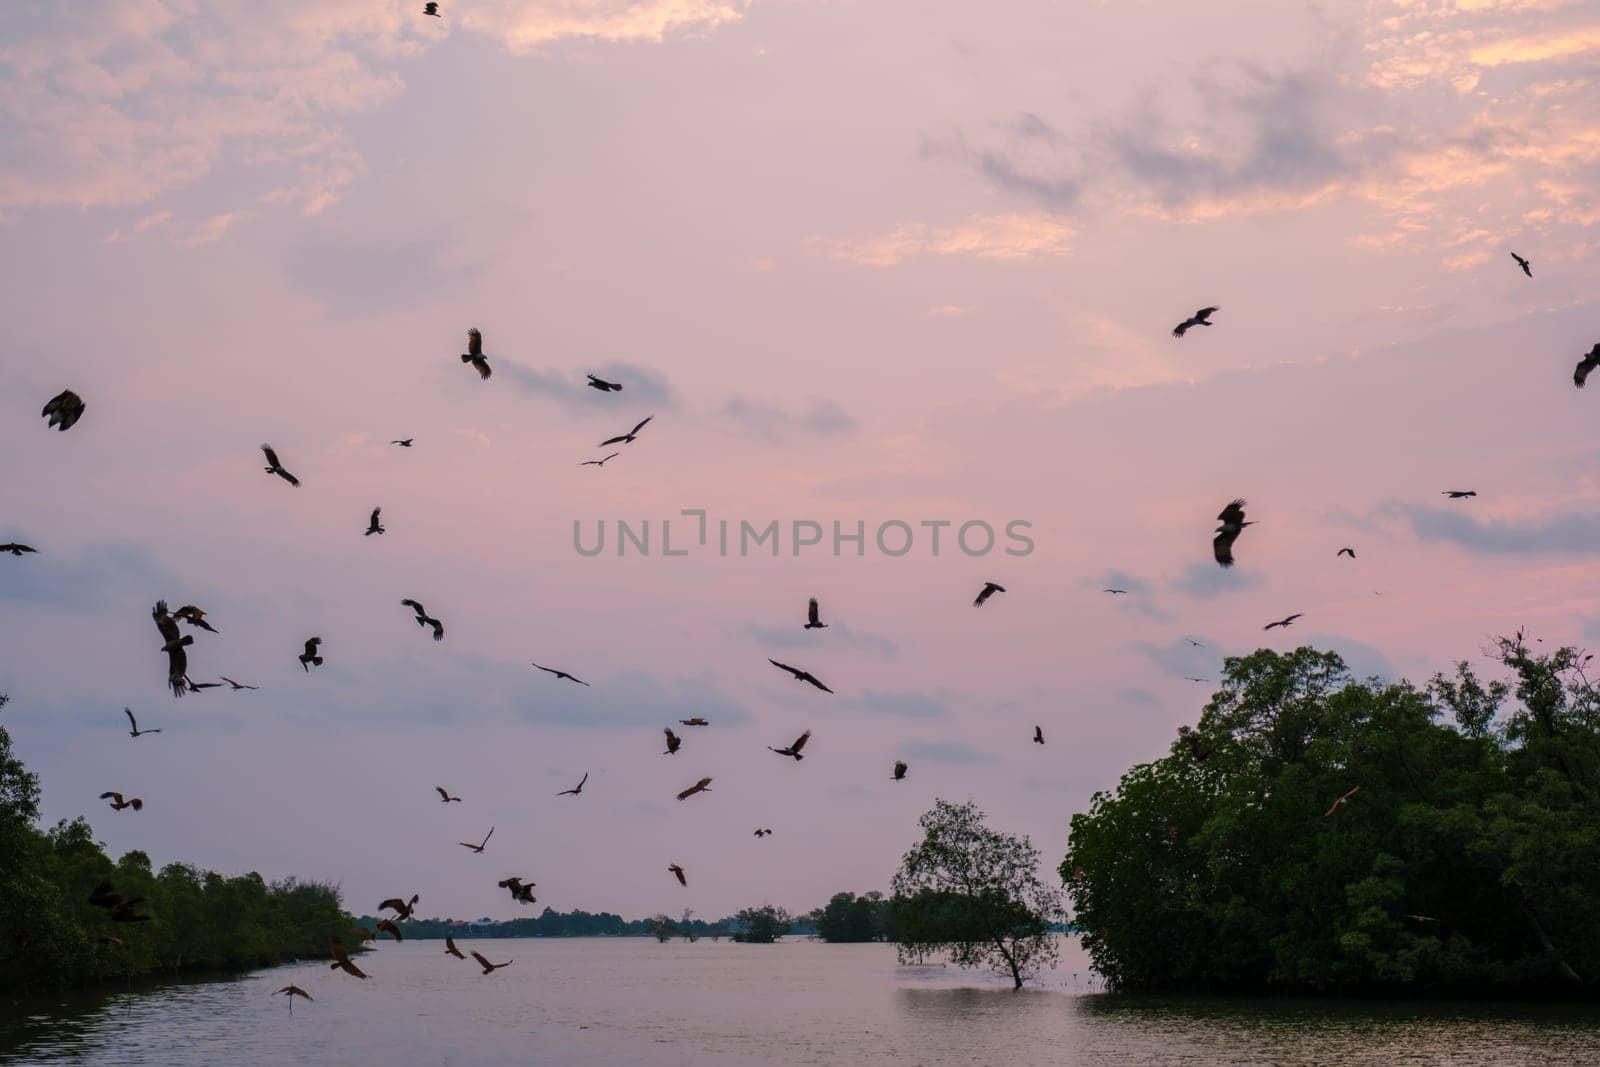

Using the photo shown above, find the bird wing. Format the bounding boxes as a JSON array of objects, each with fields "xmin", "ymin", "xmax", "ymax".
[
  {"xmin": 468, "ymin": 329, "xmax": 482, "ymax": 356},
  {"xmin": 471, "ymin": 951, "xmax": 492, "ymax": 969},
  {"xmin": 261, "ymin": 445, "xmax": 280, "ymax": 469},
  {"xmin": 808, "ymin": 598, "xmax": 820, "ymax": 625},
  {"xmin": 769, "ymin": 659, "xmax": 799, "ymax": 677},
  {"xmin": 805, "ymin": 673, "xmax": 834, "ymax": 694},
  {"xmin": 1196, "ymin": 306, "xmax": 1218, "ymax": 320},
  {"xmin": 370, "ymin": 507, "xmax": 381, "ymax": 526},
  {"xmin": 378, "ymin": 898, "xmax": 406, "ymax": 913},
  {"xmin": 124, "ymin": 708, "xmax": 137, "ymax": 731},
  {"xmin": 630, "ymin": 416, "xmax": 653, "ymax": 436},
  {"xmin": 428, "ymin": 618, "xmax": 444, "ymax": 641},
  {"xmin": 402, "ymin": 599, "xmax": 425, "ymax": 616},
  {"xmin": 100, "ymin": 792, "xmax": 122, "ymax": 803},
  {"xmin": 791, "ymin": 730, "xmax": 811, "ymax": 753},
  {"xmin": 1213, "ymin": 529, "xmax": 1237, "ymax": 567},
  {"xmin": 577, "ymin": 773, "xmax": 588, "ymax": 789},
  {"xmin": 482, "ymin": 826, "xmax": 495, "ymax": 847},
  {"xmin": 436, "ymin": 787, "xmax": 449, "ymax": 801},
  {"xmin": 1217, "ymin": 499, "xmax": 1246, "ymax": 524}
]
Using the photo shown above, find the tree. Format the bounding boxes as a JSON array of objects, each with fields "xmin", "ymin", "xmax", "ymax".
[
  {"xmin": 680, "ymin": 908, "xmax": 699, "ymax": 943},
  {"xmin": 891, "ymin": 799, "xmax": 1061, "ymax": 988},
  {"xmin": 816, "ymin": 891, "xmax": 892, "ymax": 942},
  {"xmin": 732, "ymin": 905, "xmax": 792, "ymax": 943},
  {"xmin": 1064, "ymin": 641, "xmax": 1600, "ymax": 995},
  {"xmin": 650, "ymin": 914, "xmax": 675, "ymax": 942}
]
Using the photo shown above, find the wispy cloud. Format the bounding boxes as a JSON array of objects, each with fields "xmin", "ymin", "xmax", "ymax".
[
  {"xmin": 743, "ymin": 622, "xmax": 898, "ymax": 657},
  {"xmin": 501, "ymin": 361, "xmax": 676, "ymax": 409},
  {"xmin": 1379, "ymin": 500, "xmax": 1600, "ymax": 556},
  {"xmin": 901, "ymin": 738, "xmax": 995, "ymax": 764},
  {"xmin": 1167, "ymin": 560, "xmax": 1265, "ymax": 599},
  {"xmin": 841, "ymin": 689, "xmax": 950, "ymax": 720},
  {"xmin": 721, "ymin": 396, "xmax": 856, "ymax": 439},
  {"xmin": 807, "ymin": 213, "xmax": 1075, "ymax": 268}
]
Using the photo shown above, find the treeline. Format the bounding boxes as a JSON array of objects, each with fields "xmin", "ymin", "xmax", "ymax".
[
  {"xmin": 0, "ymin": 694, "xmax": 364, "ymax": 995},
  {"xmin": 359, "ymin": 909, "xmax": 733, "ymax": 940}
]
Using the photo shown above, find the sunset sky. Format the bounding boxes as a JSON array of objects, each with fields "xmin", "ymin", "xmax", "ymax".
[{"xmin": 2, "ymin": 0, "xmax": 1598, "ymax": 922}]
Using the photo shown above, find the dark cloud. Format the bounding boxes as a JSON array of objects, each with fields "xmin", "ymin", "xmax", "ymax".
[
  {"xmin": 1091, "ymin": 569, "xmax": 1169, "ymax": 619},
  {"xmin": 500, "ymin": 360, "xmax": 676, "ymax": 410},
  {"xmin": 1380, "ymin": 501, "xmax": 1600, "ymax": 557},
  {"xmin": 742, "ymin": 621, "xmax": 898, "ymax": 657},
  {"xmin": 901, "ymin": 738, "xmax": 995, "ymax": 764},
  {"xmin": 1135, "ymin": 636, "xmax": 1219, "ymax": 679},
  {"xmin": 721, "ymin": 396, "xmax": 856, "ymax": 440},
  {"xmin": 841, "ymin": 689, "xmax": 949, "ymax": 720},
  {"xmin": 0, "ymin": 541, "xmax": 168, "ymax": 609},
  {"xmin": 1299, "ymin": 634, "xmax": 1397, "ymax": 683},
  {"xmin": 919, "ymin": 122, "xmax": 1082, "ymax": 210},
  {"xmin": 1167, "ymin": 560, "xmax": 1265, "ymax": 599}
]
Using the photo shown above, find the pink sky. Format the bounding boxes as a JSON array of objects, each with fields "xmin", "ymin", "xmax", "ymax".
[{"xmin": 2, "ymin": 0, "xmax": 1599, "ymax": 921}]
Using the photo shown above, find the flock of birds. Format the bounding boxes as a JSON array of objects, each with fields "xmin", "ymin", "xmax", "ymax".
[{"xmin": 8, "ymin": 70, "xmax": 1597, "ymax": 1009}]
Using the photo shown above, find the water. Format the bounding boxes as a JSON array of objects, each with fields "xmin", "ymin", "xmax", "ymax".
[{"xmin": 6, "ymin": 937, "xmax": 1600, "ymax": 1065}]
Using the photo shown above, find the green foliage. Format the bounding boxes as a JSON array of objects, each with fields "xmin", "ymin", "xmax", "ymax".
[
  {"xmin": 0, "ymin": 694, "xmax": 363, "ymax": 994},
  {"xmin": 814, "ymin": 891, "xmax": 893, "ymax": 943},
  {"xmin": 732, "ymin": 905, "xmax": 792, "ymax": 943},
  {"xmin": 1064, "ymin": 641, "xmax": 1600, "ymax": 995},
  {"xmin": 891, "ymin": 798, "xmax": 1062, "ymax": 988}
]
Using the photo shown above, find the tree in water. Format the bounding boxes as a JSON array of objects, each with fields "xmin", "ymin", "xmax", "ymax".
[
  {"xmin": 891, "ymin": 798, "xmax": 1061, "ymax": 988},
  {"xmin": 650, "ymin": 914, "xmax": 675, "ymax": 943},
  {"xmin": 732, "ymin": 905, "xmax": 792, "ymax": 943}
]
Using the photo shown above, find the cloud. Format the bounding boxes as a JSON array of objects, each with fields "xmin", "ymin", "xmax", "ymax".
[
  {"xmin": 720, "ymin": 396, "xmax": 856, "ymax": 439},
  {"xmin": 1166, "ymin": 561, "xmax": 1265, "ymax": 599},
  {"xmin": 500, "ymin": 360, "xmax": 676, "ymax": 409},
  {"xmin": 841, "ymin": 689, "xmax": 950, "ymax": 720},
  {"xmin": 1379, "ymin": 500, "xmax": 1600, "ymax": 556},
  {"xmin": 285, "ymin": 235, "xmax": 482, "ymax": 316},
  {"xmin": 743, "ymin": 622, "xmax": 898, "ymax": 657},
  {"xmin": 919, "ymin": 120, "xmax": 1082, "ymax": 210},
  {"xmin": 807, "ymin": 213, "xmax": 1075, "ymax": 268},
  {"xmin": 1135, "ymin": 637, "xmax": 1218, "ymax": 680},
  {"xmin": 0, "ymin": 541, "xmax": 169, "ymax": 609},
  {"xmin": 182, "ymin": 212, "xmax": 246, "ymax": 247},
  {"xmin": 900, "ymin": 738, "xmax": 995, "ymax": 765},
  {"xmin": 1090, "ymin": 569, "xmax": 1169, "ymax": 619},
  {"xmin": 459, "ymin": 0, "xmax": 753, "ymax": 53},
  {"xmin": 515, "ymin": 670, "xmax": 752, "ymax": 729}
]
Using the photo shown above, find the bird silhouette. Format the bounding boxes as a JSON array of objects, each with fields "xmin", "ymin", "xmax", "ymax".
[
  {"xmin": 768, "ymin": 659, "xmax": 833, "ymax": 693},
  {"xmin": 220, "ymin": 676, "xmax": 258, "ymax": 691},
  {"xmin": 152, "ymin": 600, "xmax": 192, "ymax": 698},
  {"xmin": 185, "ymin": 679, "xmax": 222, "ymax": 693},
  {"xmin": 379, "ymin": 894, "xmax": 419, "ymax": 920},
  {"xmin": 401, "ymin": 599, "xmax": 444, "ymax": 641},
  {"xmin": 100, "ymin": 791, "xmax": 142, "ymax": 811},
  {"xmin": 365, "ymin": 508, "xmax": 385, "ymax": 536},
  {"xmin": 276, "ymin": 985, "xmax": 313, "ymax": 1013},
  {"xmin": 445, "ymin": 936, "xmax": 466, "ymax": 959},
  {"xmin": 676, "ymin": 777, "xmax": 713, "ymax": 801},
  {"xmin": 1213, "ymin": 499, "xmax": 1254, "ymax": 567},
  {"xmin": 260, "ymin": 445, "xmax": 300, "ymax": 486},
  {"xmin": 1104, "ymin": 588, "xmax": 1127, "ymax": 595},
  {"xmin": 172, "ymin": 605, "xmax": 218, "ymax": 633},
  {"xmin": 580, "ymin": 453, "xmax": 620, "ymax": 467},
  {"xmin": 557, "ymin": 773, "xmax": 588, "ymax": 796},
  {"xmin": 392, "ymin": 438, "xmax": 414, "ymax": 447},
  {"xmin": 498, "ymin": 877, "xmax": 537, "ymax": 904},
  {"xmin": 462, "ymin": 328, "xmax": 491, "ymax": 380},
  {"xmin": 299, "ymin": 637, "xmax": 324, "ymax": 672},
  {"xmin": 470, "ymin": 951, "xmax": 513, "ymax": 974},
  {"xmin": 1325, "ymin": 785, "xmax": 1361, "ymax": 816},
  {"xmin": 530, "ymin": 662, "xmax": 589, "ymax": 685},
  {"xmin": 375, "ymin": 918, "xmax": 404, "ymax": 942},
  {"xmin": 123, "ymin": 708, "xmax": 160, "ymax": 738},
  {"xmin": 679, "ymin": 717, "xmax": 709, "ymax": 727},
  {"xmin": 1575, "ymin": 343, "xmax": 1600, "ymax": 388},
  {"xmin": 973, "ymin": 582, "xmax": 1006, "ymax": 607},
  {"xmin": 1186, "ymin": 638, "xmax": 1204, "ymax": 648},
  {"xmin": 458, "ymin": 827, "xmax": 494, "ymax": 854},
  {"xmin": 1172, "ymin": 306, "xmax": 1218, "ymax": 337},
  {"xmin": 1442, "ymin": 490, "xmax": 1477, "ymax": 499},
  {"xmin": 436, "ymin": 787, "xmax": 462, "ymax": 803},
  {"xmin": 1263, "ymin": 613, "xmax": 1304, "ymax": 631},
  {"xmin": 1033, "ymin": 725, "xmax": 1045, "ymax": 745},
  {"xmin": 892, "ymin": 760, "xmax": 907, "ymax": 781},
  {"xmin": 1337, "ymin": 547, "xmax": 1356, "ymax": 559},
  {"xmin": 753, "ymin": 828, "xmax": 773, "ymax": 837},
  {"xmin": 668, "ymin": 863, "xmax": 687, "ymax": 886},
  {"xmin": 1183, "ymin": 676, "xmax": 1211, "ymax": 684},
  {"xmin": 769, "ymin": 730, "xmax": 812, "ymax": 761},
  {"xmin": 88, "ymin": 882, "xmax": 150, "ymax": 922},
  {"xmin": 1510, "ymin": 251, "xmax": 1531, "ymax": 277},
  {"xmin": 599, "ymin": 416, "xmax": 653, "ymax": 447},
  {"xmin": 330, "ymin": 941, "xmax": 368, "ymax": 979},
  {"xmin": 41, "ymin": 390, "xmax": 87, "ymax": 431},
  {"xmin": 586, "ymin": 374, "xmax": 622, "ymax": 392},
  {"xmin": 804, "ymin": 598, "xmax": 828, "ymax": 629},
  {"xmin": 0, "ymin": 543, "xmax": 37, "ymax": 557},
  {"xmin": 423, "ymin": 2, "xmax": 440, "ymax": 15},
  {"xmin": 663, "ymin": 728, "xmax": 681, "ymax": 755}
]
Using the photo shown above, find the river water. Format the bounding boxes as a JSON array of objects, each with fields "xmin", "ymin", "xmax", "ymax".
[{"xmin": 5, "ymin": 936, "xmax": 1600, "ymax": 1065}]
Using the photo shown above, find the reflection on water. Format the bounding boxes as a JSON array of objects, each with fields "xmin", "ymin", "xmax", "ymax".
[{"xmin": 4, "ymin": 937, "xmax": 1600, "ymax": 1065}]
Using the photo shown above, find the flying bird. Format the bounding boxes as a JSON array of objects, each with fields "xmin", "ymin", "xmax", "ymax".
[
  {"xmin": 753, "ymin": 828, "xmax": 773, "ymax": 837},
  {"xmin": 1, "ymin": 543, "xmax": 37, "ymax": 557},
  {"xmin": 220, "ymin": 676, "xmax": 258, "ymax": 691},
  {"xmin": 458, "ymin": 827, "xmax": 495, "ymax": 854},
  {"xmin": 1183, "ymin": 676, "xmax": 1211, "ymax": 684},
  {"xmin": 1104, "ymin": 588, "xmax": 1127, "ymax": 595},
  {"xmin": 185, "ymin": 679, "xmax": 222, "ymax": 694},
  {"xmin": 668, "ymin": 864, "xmax": 687, "ymax": 887},
  {"xmin": 436, "ymin": 787, "xmax": 462, "ymax": 803},
  {"xmin": 172, "ymin": 605, "xmax": 218, "ymax": 633},
  {"xmin": 123, "ymin": 708, "xmax": 160, "ymax": 738},
  {"xmin": 1213, "ymin": 499, "xmax": 1254, "ymax": 568},
  {"xmin": 100, "ymin": 791, "xmax": 142, "ymax": 812},
  {"xmin": 1263, "ymin": 613, "xmax": 1304, "ymax": 631},
  {"xmin": 580, "ymin": 453, "xmax": 620, "ymax": 467},
  {"xmin": 1510, "ymin": 251, "xmax": 1531, "ymax": 277},
  {"xmin": 375, "ymin": 918, "xmax": 404, "ymax": 942},
  {"xmin": 769, "ymin": 729, "xmax": 812, "ymax": 761},
  {"xmin": 379, "ymin": 894, "xmax": 419, "ymax": 920},
  {"xmin": 445, "ymin": 936, "xmax": 466, "ymax": 959},
  {"xmin": 299, "ymin": 637, "xmax": 324, "ymax": 672},
  {"xmin": 392, "ymin": 438, "xmax": 414, "ymax": 447},
  {"xmin": 498, "ymin": 877, "xmax": 537, "ymax": 904},
  {"xmin": 768, "ymin": 659, "xmax": 833, "ymax": 693},
  {"xmin": 1185, "ymin": 638, "xmax": 1204, "ymax": 648},
  {"xmin": 586, "ymin": 374, "xmax": 623, "ymax": 392},
  {"xmin": 892, "ymin": 760, "xmax": 907, "ymax": 781},
  {"xmin": 260, "ymin": 445, "xmax": 300, "ymax": 486},
  {"xmin": 804, "ymin": 597, "xmax": 828, "ymax": 630},
  {"xmin": 557, "ymin": 773, "xmax": 589, "ymax": 796},
  {"xmin": 599, "ymin": 416, "xmax": 653, "ymax": 447},
  {"xmin": 275, "ymin": 985, "xmax": 313, "ymax": 1013},
  {"xmin": 1337, "ymin": 547, "xmax": 1356, "ymax": 559},
  {"xmin": 1575, "ymin": 343, "xmax": 1600, "ymax": 388},
  {"xmin": 1325, "ymin": 785, "xmax": 1361, "ymax": 817},
  {"xmin": 1172, "ymin": 306, "xmax": 1218, "ymax": 338},
  {"xmin": 365, "ymin": 508, "xmax": 385, "ymax": 536},
  {"xmin": 1442, "ymin": 490, "xmax": 1477, "ymax": 499},
  {"xmin": 422, "ymin": 2, "xmax": 440, "ymax": 15},
  {"xmin": 470, "ymin": 951, "xmax": 513, "ymax": 974},
  {"xmin": 461, "ymin": 328, "xmax": 491, "ymax": 380},
  {"xmin": 41, "ymin": 390, "xmax": 86, "ymax": 431},
  {"xmin": 89, "ymin": 882, "xmax": 150, "ymax": 923},
  {"xmin": 330, "ymin": 941, "xmax": 368, "ymax": 979},
  {"xmin": 152, "ymin": 600, "xmax": 192, "ymax": 698},
  {"xmin": 1033, "ymin": 725, "xmax": 1044, "ymax": 745},
  {"xmin": 679, "ymin": 717, "xmax": 709, "ymax": 727},
  {"xmin": 973, "ymin": 582, "xmax": 1006, "ymax": 607},
  {"xmin": 401, "ymin": 599, "xmax": 444, "ymax": 641},
  {"xmin": 676, "ymin": 777, "xmax": 713, "ymax": 801},
  {"xmin": 663, "ymin": 728, "xmax": 681, "ymax": 755},
  {"xmin": 530, "ymin": 662, "xmax": 589, "ymax": 685}
]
